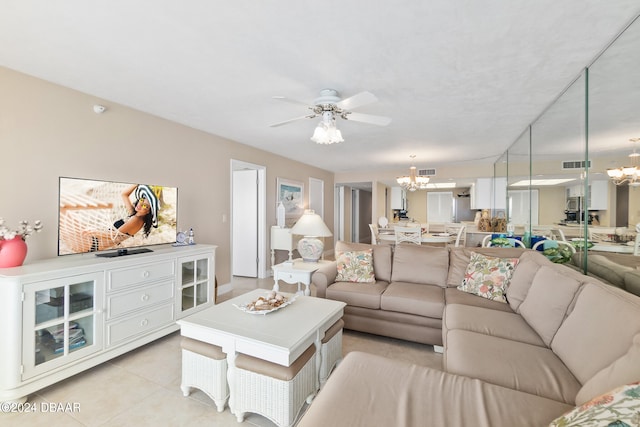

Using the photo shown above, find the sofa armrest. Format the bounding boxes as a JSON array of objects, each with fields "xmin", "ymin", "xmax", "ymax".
[
  {"xmin": 624, "ymin": 270, "xmax": 640, "ymax": 297},
  {"xmin": 312, "ymin": 261, "xmax": 338, "ymax": 298}
]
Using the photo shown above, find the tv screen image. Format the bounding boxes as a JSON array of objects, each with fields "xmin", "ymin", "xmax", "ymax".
[{"xmin": 58, "ymin": 177, "xmax": 177, "ymax": 256}]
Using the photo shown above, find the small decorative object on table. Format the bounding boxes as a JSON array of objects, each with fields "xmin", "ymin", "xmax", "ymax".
[
  {"xmin": 234, "ymin": 291, "xmax": 296, "ymax": 315},
  {"xmin": 0, "ymin": 218, "xmax": 43, "ymax": 268}
]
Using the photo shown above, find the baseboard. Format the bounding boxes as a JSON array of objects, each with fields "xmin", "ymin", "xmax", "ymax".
[{"xmin": 218, "ymin": 282, "xmax": 233, "ymax": 295}]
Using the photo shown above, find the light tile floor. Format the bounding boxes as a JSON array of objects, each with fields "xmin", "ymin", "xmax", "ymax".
[{"xmin": 4, "ymin": 276, "xmax": 441, "ymax": 427}]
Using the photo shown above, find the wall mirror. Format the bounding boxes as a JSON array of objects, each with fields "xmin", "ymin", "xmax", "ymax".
[{"xmin": 496, "ymin": 14, "xmax": 640, "ymax": 272}]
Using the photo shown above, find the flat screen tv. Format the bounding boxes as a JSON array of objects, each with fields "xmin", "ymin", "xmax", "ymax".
[{"xmin": 58, "ymin": 177, "xmax": 178, "ymax": 256}]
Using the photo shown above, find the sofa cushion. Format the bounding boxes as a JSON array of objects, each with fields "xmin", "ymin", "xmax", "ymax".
[
  {"xmin": 335, "ymin": 249, "xmax": 375, "ymax": 283},
  {"xmin": 447, "ymin": 246, "xmax": 527, "ymax": 287},
  {"xmin": 445, "ymin": 329, "xmax": 581, "ymax": 404},
  {"xmin": 336, "ymin": 241, "xmax": 393, "ymax": 282},
  {"xmin": 391, "ymin": 244, "xmax": 449, "ymax": 287},
  {"xmin": 552, "ymin": 283, "xmax": 640, "ymax": 387},
  {"xmin": 380, "ymin": 282, "xmax": 444, "ymax": 318},
  {"xmin": 518, "ymin": 266, "xmax": 582, "ymax": 346},
  {"xmin": 443, "ymin": 304, "xmax": 544, "ymax": 347},
  {"xmin": 575, "ymin": 333, "xmax": 640, "ymax": 405},
  {"xmin": 550, "ymin": 382, "xmax": 640, "ymax": 427},
  {"xmin": 444, "ymin": 288, "xmax": 514, "ymax": 312},
  {"xmin": 326, "ymin": 280, "xmax": 388, "ymax": 309},
  {"xmin": 457, "ymin": 252, "xmax": 519, "ymax": 303},
  {"xmin": 298, "ymin": 351, "xmax": 573, "ymax": 427},
  {"xmin": 505, "ymin": 251, "xmax": 549, "ymax": 312}
]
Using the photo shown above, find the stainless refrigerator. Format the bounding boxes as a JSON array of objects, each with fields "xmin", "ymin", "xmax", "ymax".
[{"xmin": 454, "ymin": 195, "xmax": 476, "ymax": 222}]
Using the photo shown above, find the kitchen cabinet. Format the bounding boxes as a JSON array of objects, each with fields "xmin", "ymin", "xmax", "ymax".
[
  {"xmin": 470, "ymin": 177, "xmax": 507, "ymax": 210},
  {"xmin": 391, "ymin": 187, "xmax": 406, "ymax": 210}
]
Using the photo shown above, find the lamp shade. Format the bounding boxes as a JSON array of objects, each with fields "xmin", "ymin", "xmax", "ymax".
[
  {"xmin": 290, "ymin": 210, "xmax": 332, "ymax": 237},
  {"xmin": 290, "ymin": 210, "xmax": 332, "ymax": 263}
]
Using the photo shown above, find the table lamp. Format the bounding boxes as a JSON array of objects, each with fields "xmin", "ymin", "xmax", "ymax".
[{"xmin": 290, "ymin": 210, "xmax": 333, "ymax": 262}]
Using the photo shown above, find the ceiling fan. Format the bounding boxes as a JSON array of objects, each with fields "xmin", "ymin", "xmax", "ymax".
[{"xmin": 269, "ymin": 89, "xmax": 391, "ymax": 143}]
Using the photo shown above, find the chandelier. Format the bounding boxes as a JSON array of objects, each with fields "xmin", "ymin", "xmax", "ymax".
[
  {"xmin": 396, "ymin": 155, "xmax": 429, "ymax": 191},
  {"xmin": 310, "ymin": 110, "xmax": 344, "ymax": 144},
  {"xmin": 607, "ymin": 138, "xmax": 640, "ymax": 187}
]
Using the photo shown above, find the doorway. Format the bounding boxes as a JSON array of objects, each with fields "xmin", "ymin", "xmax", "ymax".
[{"xmin": 231, "ymin": 160, "xmax": 267, "ymax": 279}]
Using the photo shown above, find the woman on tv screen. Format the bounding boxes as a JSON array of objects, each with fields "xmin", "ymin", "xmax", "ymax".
[
  {"xmin": 83, "ymin": 184, "xmax": 158, "ymax": 252},
  {"xmin": 58, "ymin": 178, "xmax": 176, "ymax": 255}
]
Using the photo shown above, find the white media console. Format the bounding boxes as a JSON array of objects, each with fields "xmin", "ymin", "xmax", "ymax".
[{"xmin": 0, "ymin": 244, "xmax": 216, "ymax": 402}]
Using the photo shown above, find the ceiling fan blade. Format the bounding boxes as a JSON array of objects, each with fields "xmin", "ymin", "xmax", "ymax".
[
  {"xmin": 344, "ymin": 112, "xmax": 391, "ymax": 126},
  {"xmin": 272, "ymin": 96, "xmax": 311, "ymax": 107},
  {"xmin": 336, "ymin": 91, "xmax": 378, "ymax": 110},
  {"xmin": 269, "ymin": 114, "xmax": 316, "ymax": 127}
]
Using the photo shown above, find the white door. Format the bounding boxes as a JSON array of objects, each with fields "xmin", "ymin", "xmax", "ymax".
[
  {"xmin": 309, "ymin": 177, "xmax": 324, "ymax": 218},
  {"xmin": 232, "ymin": 169, "xmax": 258, "ymax": 277}
]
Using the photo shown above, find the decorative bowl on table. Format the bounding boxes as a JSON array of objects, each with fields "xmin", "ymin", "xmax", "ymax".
[{"xmin": 234, "ymin": 291, "xmax": 296, "ymax": 315}]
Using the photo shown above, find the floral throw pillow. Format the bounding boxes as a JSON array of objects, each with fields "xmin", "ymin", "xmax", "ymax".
[
  {"xmin": 457, "ymin": 252, "xmax": 519, "ymax": 303},
  {"xmin": 549, "ymin": 382, "xmax": 640, "ymax": 426},
  {"xmin": 336, "ymin": 250, "xmax": 375, "ymax": 283}
]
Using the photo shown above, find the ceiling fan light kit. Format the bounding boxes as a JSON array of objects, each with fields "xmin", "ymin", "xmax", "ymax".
[
  {"xmin": 271, "ymin": 88, "xmax": 391, "ymax": 144},
  {"xmin": 310, "ymin": 111, "xmax": 344, "ymax": 144},
  {"xmin": 397, "ymin": 155, "xmax": 430, "ymax": 191}
]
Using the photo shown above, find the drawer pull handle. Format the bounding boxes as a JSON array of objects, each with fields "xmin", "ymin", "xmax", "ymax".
[
  {"xmin": 143, "ymin": 271, "xmax": 150, "ymax": 278},
  {"xmin": 141, "ymin": 319, "xmax": 149, "ymax": 327},
  {"xmin": 141, "ymin": 294, "xmax": 150, "ymax": 302}
]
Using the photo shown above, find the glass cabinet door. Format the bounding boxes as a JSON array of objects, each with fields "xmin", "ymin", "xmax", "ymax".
[
  {"xmin": 178, "ymin": 255, "xmax": 212, "ymax": 316},
  {"xmin": 23, "ymin": 272, "xmax": 103, "ymax": 379}
]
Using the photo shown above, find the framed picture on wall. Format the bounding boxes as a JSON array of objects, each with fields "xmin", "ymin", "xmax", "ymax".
[{"xmin": 277, "ymin": 177, "xmax": 304, "ymax": 219}]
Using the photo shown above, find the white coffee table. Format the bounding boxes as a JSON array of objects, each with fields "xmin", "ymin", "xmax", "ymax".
[{"xmin": 177, "ymin": 289, "xmax": 345, "ymax": 421}]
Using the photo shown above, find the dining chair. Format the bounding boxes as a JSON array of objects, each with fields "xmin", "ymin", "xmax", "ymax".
[
  {"xmin": 531, "ymin": 240, "xmax": 576, "ymax": 253},
  {"xmin": 484, "ymin": 236, "xmax": 526, "ymax": 248},
  {"xmin": 368, "ymin": 224, "xmax": 380, "ymax": 245},
  {"xmin": 395, "ymin": 226, "xmax": 422, "ymax": 245},
  {"xmin": 445, "ymin": 223, "xmax": 466, "ymax": 247},
  {"xmin": 378, "ymin": 216, "xmax": 389, "ymax": 228},
  {"xmin": 551, "ymin": 228, "xmax": 567, "ymax": 242},
  {"xmin": 531, "ymin": 226, "xmax": 553, "ymax": 239},
  {"xmin": 588, "ymin": 227, "xmax": 617, "ymax": 243}
]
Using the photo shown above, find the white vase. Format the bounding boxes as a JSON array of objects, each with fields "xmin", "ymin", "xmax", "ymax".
[{"xmin": 277, "ymin": 202, "xmax": 286, "ymax": 228}]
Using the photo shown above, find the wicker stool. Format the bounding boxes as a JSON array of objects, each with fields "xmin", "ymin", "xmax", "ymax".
[
  {"xmin": 233, "ymin": 344, "xmax": 316, "ymax": 427},
  {"xmin": 319, "ymin": 319, "xmax": 344, "ymax": 387},
  {"xmin": 180, "ymin": 337, "xmax": 228, "ymax": 412}
]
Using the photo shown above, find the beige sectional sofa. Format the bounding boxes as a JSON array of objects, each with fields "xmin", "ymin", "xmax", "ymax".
[
  {"xmin": 571, "ymin": 252, "xmax": 640, "ymax": 297},
  {"xmin": 299, "ymin": 241, "xmax": 640, "ymax": 426}
]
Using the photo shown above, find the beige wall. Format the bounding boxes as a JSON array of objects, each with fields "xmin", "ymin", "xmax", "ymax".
[
  {"xmin": 0, "ymin": 67, "xmax": 334, "ymax": 284},
  {"xmin": 538, "ymin": 187, "xmax": 566, "ymax": 225}
]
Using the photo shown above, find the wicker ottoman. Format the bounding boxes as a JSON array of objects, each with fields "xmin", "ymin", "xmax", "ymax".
[
  {"xmin": 233, "ymin": 344, "xmax": 316, "ymax": 427},
  {"xmin": 319, "ymin": 319, "xmax": 344, "ymax": 388},
  {"xmin": 180, "ymin": 337, "xmax": 229, "ymax": 412}
]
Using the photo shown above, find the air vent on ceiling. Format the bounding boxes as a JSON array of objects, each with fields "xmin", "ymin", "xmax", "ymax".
[
  {"xmin": 418, "ymin": 168, "xmax": 436, "ymax": 176},
  {"xmin": 561, "ymin": 160, "xmax": 591, "ymax": 170}
]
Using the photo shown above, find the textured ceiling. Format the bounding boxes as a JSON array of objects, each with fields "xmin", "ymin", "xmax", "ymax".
[{"xmin": 1, "ymin": 1, "xmax": 639, "ymax": 173}]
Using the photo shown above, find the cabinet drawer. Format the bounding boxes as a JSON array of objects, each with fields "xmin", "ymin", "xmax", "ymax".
[
  {"xmin": 107, "ymin": 280, "xmax": 174, "ymax": 319},
  {"xmin": 108, "ymin": 261, "xmax": 175, "ymax": 291},
  {"xmin": 106, "ymin": 303, "xmax": 174, "ymax": 346}
]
